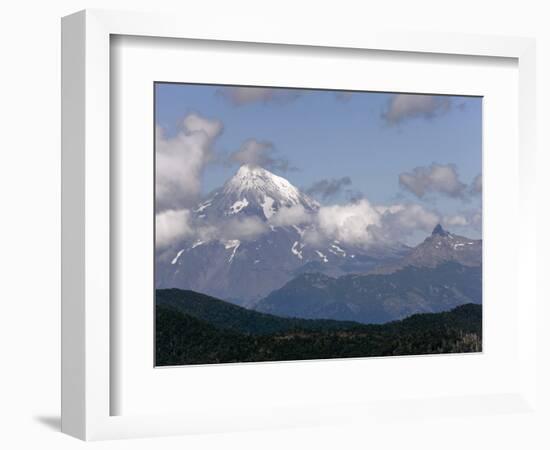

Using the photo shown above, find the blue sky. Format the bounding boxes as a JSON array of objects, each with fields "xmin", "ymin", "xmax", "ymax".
[{"xmin": 155, "ymin": 83, "xmax": 482, "ymax": 243}]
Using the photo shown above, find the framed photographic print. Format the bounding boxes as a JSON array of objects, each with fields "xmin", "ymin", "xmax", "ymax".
[{"xmin": 62, "ymin": 9, "xmax": 538, "ymax": 441}]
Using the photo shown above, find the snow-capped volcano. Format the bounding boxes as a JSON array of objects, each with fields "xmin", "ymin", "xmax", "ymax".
[
  {"xmin": 193, "ymin": 164, "xmax": 319, "ymax": 221},
  {"xmin": 225, "ymin": 164, "xmax": 318, "ymax": 208},
  {"xmin": 156, "ymin": 165, "xmax": 408, "ymax": 304}
]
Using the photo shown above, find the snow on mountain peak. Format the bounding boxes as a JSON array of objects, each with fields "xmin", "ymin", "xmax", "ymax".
[
  {"xmin": 235, "ymin": 164, "xmax": 265, "ymax": 177},
  {"xmin": 227, "ymin": 165, "xmax": 297, "ymax": 197},
  {"xmin": 223, "ymin": 164, "xmax": 319, "ymax": 212}
]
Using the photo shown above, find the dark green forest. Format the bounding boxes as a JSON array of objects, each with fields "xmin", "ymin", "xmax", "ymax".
[{"xmin": 155, "ymin": 289, "xmax": 482, "ymax": 366}]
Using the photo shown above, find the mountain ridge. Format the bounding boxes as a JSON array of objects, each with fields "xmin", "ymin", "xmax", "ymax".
[
  {"xmin": 156, "ymin": 288, "xmax": 368, "ymax": 335},
  {"xmin": 370, "ymin": 224, "xmax": 482, "ymax": 274},
  {"xmin": 254, "ymin": 261, "xmax": 482, "ymax": 323}
]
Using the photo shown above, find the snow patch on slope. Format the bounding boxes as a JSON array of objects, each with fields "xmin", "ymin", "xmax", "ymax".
[
  {"xmin": 262, "ymin": 196, "xmax": 276, "ymax": 219},
  {"xmin": 330, "ymin": 243, "xmax": 346, "ymax": 256},
  {"xmin": 224, "ymin": 239, "xmax": 241, "ymax": 263},
  {"xmin": 292, "ymin": 225, "xmax": 305, "ymax": 237},
  {"xmin": 171, "ymin": 249, "xmax": 184, "ymax": 265},
  {"xmin": 228, "ymin": 198, "xmax": 249, "ymax": 214},
  {"xmin": 291, "ymin": 241, "xmax": 303, "ymax": 260},
  {"xmin": 316, "ymin": 250, "xmax": 328, "ymax": 263},
  {"xmin": 194, "ymin": 201, "xmax": 212, "ymax": 213}
]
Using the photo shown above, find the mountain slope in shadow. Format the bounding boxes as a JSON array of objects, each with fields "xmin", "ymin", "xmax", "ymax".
[{"xmin": 255, "ymin": 261, "xmax": 482, "ymax": 324}]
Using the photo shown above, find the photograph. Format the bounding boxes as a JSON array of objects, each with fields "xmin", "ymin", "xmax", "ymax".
[{"xmin": 154, "ymin": 83, "xmax": 483, "ymax": 366}]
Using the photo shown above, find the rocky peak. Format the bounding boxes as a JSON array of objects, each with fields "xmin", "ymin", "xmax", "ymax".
[{"xmin": 431, "ymin": 224, "xmax": 449, "ymax": 237}]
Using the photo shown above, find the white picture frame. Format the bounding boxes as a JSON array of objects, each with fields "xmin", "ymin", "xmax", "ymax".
[{"xmin": 61, "ymin": 9, "xmax": 537, "ymax": 441}]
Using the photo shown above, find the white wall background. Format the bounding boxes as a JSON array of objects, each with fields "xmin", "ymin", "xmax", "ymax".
[{"xmin": 0, "ymin": 1, "xmax": 548, "ymax": 448}]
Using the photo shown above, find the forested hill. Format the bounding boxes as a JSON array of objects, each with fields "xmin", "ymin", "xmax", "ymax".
[
  {"xmin": 156, "ymin": 288, "xmax": 367, "ymax": 335},
  {"xmin": 155, "ymin": 289, "xmax": 482, "ymax": 366}
]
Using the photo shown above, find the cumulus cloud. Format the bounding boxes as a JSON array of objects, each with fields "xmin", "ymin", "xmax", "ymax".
[
  {"xmin": 229, "ymin": 139, "xmax": 294, "ymax": 172},
  {"xmin": 188, "ymin": 196, "xmax": 441, "ymax": 248},
  {"xmin": 306, "ymin": 176, "xmax": 352, "ymax": 200},
  {"xmin": 218, "ymin": 87, "xmax": 357, "ymax": 106},
  {"xmin": 470, "ymin": 174, "xmax": 482, "ymax": 195},
  {"xmin": 399, "ymin": 163, "xmax": 467, "ymax": 199},
  {"xmin": 310, "ymin": 199, "xmax": 382, "ymax": 246},
  {"xmin": 442, "ymin": 209, "xmax": 482, "ymax": 232},
  {"xmin": 156, "ymin": 197, "xmax": 474, "ymax": 252},
  {"xmin": 221, "ymin": 216, "xmax": 268, "ymax": 241},
  {"xmin": 156, "ymin": 113, "xmax": 223, "ymax": 212},
  {"xmin": 374, "ymin": 203, "xmax": 440, "ymax": 242},
  {"xmin": 191, "ymin": 216, "xmax": 270, "ymax": 243},
  {"xmin": 469, "ymin": 210, "xmax": 482, "ymax": 230},
  {"xmin": 218, "ymin": 87, "xmax": 301, "ymax": 106},
  {"xmin": 302, "ymin": 199, "xmax": 440, "ymax": 248},
  {"xmin": 156, "ymin": 209, "xmax": 193, "ymax": 248},
  {"xmin": 442, "ymin": 214, "xmax": 469, "ymax": 227},
  {"xmin": 382, "ymin": 94, "xmax": 451, "ymax": 125},
  {"xmin": 269, "ymin": 205, "xmax": 311, "ymax": 227},
  {"xmin": 158, "ymin": 213, "xmax": 269, "ymax": 248}
]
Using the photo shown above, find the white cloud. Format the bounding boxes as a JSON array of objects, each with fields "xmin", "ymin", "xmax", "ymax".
[
  {"xmin": 181, "ymin": 112, "xmax": 223, "ymax": 137},
  {"xmin": 442, "ymin": 214, "xmax": 469, "ymax": 227},
  {"xmin": 383, "ymin": 94, "xmax": 451, "ymax": 124},
  {"xmin": 304, "ymin": 200, "xmax": 440, "ymax": 247},
  {"xmin": 156, "ymin": 212, "xmax": 269, "ymax": 250},
  {"xmin": 229, "ymin": 139, "xmax": 293, "ymax": 172},
  {"xmin": 155, "ymin": 209, "xmax": 193, "ymax": 248},
  {"xmin": 306, "ymin": 176, "xmax": 352, "ymax": 199},
  {"xmin": 399, "ymin": 163, "xmax": 467, "ymax": 199},
  {"xmin": 470, "ymin": 210, "xmax": 482, "ymax": 230},
  {"xmin": 442, "ymin": 209, "xmax": 482, "ymax": 232},
  {"xmin": 218, "ymin": 87, "xmax": 301, "ymax": 106},
  {"xmin": 269, "ymin": 204, "xmax": 311, "ymax": 227},
  {"xmin": 156, "ymin": 113, "xmax": 223, "ymax": 212},
  {"xmin": 470, "ymin": 174, "xmax": 482, "ymax": 195},
  {"xmin": 313, "ymin": 199, "xmax": 382, "ymax": 246},
  {"xmin": 221, "ymin": 216, "xmax": 268, "ymax": 241},
  {"xmin": 155, "ymin": 196, "xmax": 474, "ymax": 252},
  {"xmin": 373, "ymin": 203, "xmax": 440, "ymax": 242}
]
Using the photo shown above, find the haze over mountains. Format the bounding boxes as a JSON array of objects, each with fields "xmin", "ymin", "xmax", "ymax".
[{"xmin": 255, "ymin": 262, "xmax": 481, "ymax": 323}]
